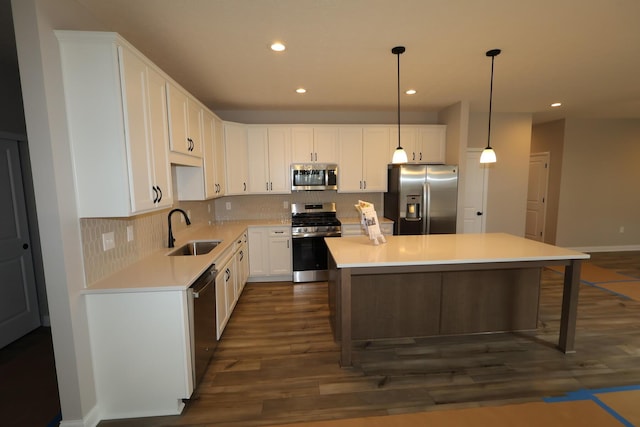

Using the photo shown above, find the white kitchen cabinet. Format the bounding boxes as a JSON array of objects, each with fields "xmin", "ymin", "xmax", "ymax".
[
  {"xmin": 291, "ymin": 126, "xmax": 339, "ymax": 164},
  {"xmin": 86, "ymin": 290, "xmax": 192, "ymax": 418},
  {"xmin": 174, "ymin": 109, "xmax": 226, "ymax": 200},
  {"xmin": 235, "ymin": 233, "xmax": 249, "ymax": 296},
  {"xmin": 214, "ymin": 247, "xmax": 234, "ymax": 339},
  {"xmin": 391, "ymin": 125, "xmax": 446, "ymax": 163},
  {"xmin": 247, "ymin": 126, "xmax": 291, "ymax": 194},
  {"xmin": 338, "ymin": 126, "xmax": 389, "ymax": 193},
  {"xmin": 167, "ymin": 81, "xmax": 203, "ymax": 158},
  {"xmin": 56, "ymin": 31, "xmax": 173, "ymax": 217},
  {"xmin": 224, "ymin": 121, "xmax": 249, "ymax": 194},
  {"xmin": 212, "ymin": 115, "xmax": 226, "ymax": 197},
  {"xmin": 247, "ymin": 226, "xmax": 292, "ymax": 282}
]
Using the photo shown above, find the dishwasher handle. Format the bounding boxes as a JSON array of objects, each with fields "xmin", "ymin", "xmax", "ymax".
[{"xmin": 191, "ymin": 267, "xmax": 216, "ymax": 298}]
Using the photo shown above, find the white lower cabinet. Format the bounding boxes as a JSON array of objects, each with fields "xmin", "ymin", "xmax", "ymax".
[
  {"xmin": 215, "ymin": 231, "xmax": 249, "ymax": 339},
  {"xmin": 247, "ymin": 226, "xmax": 292, "ymax": 282},
  {"xmin": 86, "ymin": 291, "xmax": 193, "ymax": 419}
]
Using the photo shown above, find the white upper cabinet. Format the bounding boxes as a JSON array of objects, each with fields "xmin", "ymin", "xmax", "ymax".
[
  {"xmin": 247, "ymin": 126, "xmax": 291, "ymax": 194},
  {"xmin": 224, "ymin": 122, "xmax": 249, "ymax": 195},
  {"xmin": 167, "ymin": 82, "xmax": 203, "ymax": 158},
  {"xmin": 338, "ymin": 126, "xmax": 389, "ymax": 193},
  {"xmin": 391, "ymin": 125, "xmax": 446, "ymax": 163},
  {"xmin": 174, "ymin": 109, "xmax": 226, "ymax": 200},
  {"xmin": 291, "ymin": 126, "xmax": 338, "ymax": 164},
  {"xmin": 56, "ymin": 31, "xmax": 173, "ymax": 217}
]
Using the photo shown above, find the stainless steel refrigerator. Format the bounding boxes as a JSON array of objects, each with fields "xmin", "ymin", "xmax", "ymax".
[{"xmin": 384, "ymin": 164, "xmax": 458, "ymax": 235}]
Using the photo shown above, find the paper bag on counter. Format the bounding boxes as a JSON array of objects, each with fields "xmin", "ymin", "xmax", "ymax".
[{"xmin": 354, "ymin": 200, "xmax": 386, "ymax": 245}]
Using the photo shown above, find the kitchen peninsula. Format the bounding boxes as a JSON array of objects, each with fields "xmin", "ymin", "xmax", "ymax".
[{"xmin": 326, "ymin": 233, "xmax": 589, "ymax": 367}]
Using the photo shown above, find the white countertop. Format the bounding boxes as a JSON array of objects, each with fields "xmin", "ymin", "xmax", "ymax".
[
  {"xmin": 325, "ymin": 233, "xmax": 589, "ymax": 268},
  {"xmin": 84, "ymin": 220, "xmax": 289, "ymax": 294}
]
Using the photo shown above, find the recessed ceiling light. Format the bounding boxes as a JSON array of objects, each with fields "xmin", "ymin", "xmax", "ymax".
[
  {"xmin": 405, "ymin": 89, "xmax": 417, "ymax": 95},
  {"xmin": 296, "ymin": 88, "xmax": 306, "ymax": 94},
  {"xmin": 551, "ymin": 102, "xmax": 562, "ymax": 107},
  {"xmin": 270, "ymin": 42, "xmax": 286, "ymax": 52}
]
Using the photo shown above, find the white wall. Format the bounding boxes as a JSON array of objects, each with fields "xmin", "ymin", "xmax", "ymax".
[
  {"xmin": 11, "ymin": 0, "xmax": 108, "ymax": 425},
  {"xmin": 556, "ymin": 118, "xmax": 640, "ymax": 250},
  {"xmin": 216, "ymin": 109, "xmax": 439, "ymax": 125},
  {"xmin": 468, "ymin": 112, "xmax": 533, "ymax": 236}
]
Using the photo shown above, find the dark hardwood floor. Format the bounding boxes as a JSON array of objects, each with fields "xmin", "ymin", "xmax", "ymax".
[{"xmin": 98, "ymin": 251, "xmax": 640, "ymax": 427}]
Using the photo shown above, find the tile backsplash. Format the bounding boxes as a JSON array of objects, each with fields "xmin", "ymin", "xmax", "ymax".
[{"xmin": 80, "ymin": 193, "xmax": 382, "ymax": 285}]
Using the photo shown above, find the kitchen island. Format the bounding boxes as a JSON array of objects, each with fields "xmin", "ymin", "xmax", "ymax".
[{"xmin": 326, "ymin": 233, "xmax": 589, "ymax": 367}]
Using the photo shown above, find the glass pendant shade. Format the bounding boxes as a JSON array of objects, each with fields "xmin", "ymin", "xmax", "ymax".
[
  {"xmin": 480, "ymin": 146, "xmax": 497, "ymax": 163},
  {"xmin": 392, "ymin": 146, "xmax": 408, "ymax": 164}
]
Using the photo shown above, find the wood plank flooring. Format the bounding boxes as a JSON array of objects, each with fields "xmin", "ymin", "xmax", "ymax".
[{"xmin": 100, "ymin": 251, "xmax": 640, "ymax": 427}]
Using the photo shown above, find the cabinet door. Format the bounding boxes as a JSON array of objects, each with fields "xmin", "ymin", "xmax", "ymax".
[
  {"xmin": 247, "ymin": 126, "xmax": 270, "ymax": 193},
  {"xmin": 291, "ymin": 126, "xmax": 314, "ymax": 163},
  {"xmin": 146, "ymin": 65, "xmax": 173, "ymax": 208},
  {"xmin": 225, "ymin": 259, "xmax": 236, "ymax": 313},
  {"xmin": 248, "ymin": 228, "xmax": 269, "ymax": 277},
  {"xmin": 119, "ymin": 46, "xmax": 156, "ymax": 213},
  {"xmin": 166, "ymin": 82, "xmax": 190, "ymax": 155},
  {"xmin": 338, "ymin": 127, "xmax": 363, "ymax": 192},
  {"xmin": 268, "ymin": 236, "xmax": 292, "ymax": 275},
  {"xmin": 391, "ymin": 126, "xmax": 418, "ymax": 162},
  {"xmin": 362, "ymin": 127, "xmax": 390, "ymax": 192},
  {"xmin": 186, "ymin": 99, "xmax": 203, "ymax": 157},
  {"xmin": 200, "ymin": 109, "xmax": 216, "ymax": 198},
  {"xmin": 417, "ymin": 126, "xmax": 446, "ymax": 164},
  {"xmin": 224, "ymin": 122, "xmax": 249, "ymax": 194},
  {"xmin": 314, "ymin": 127, "xmax": 339, "ymax": 163},
  {"xmin": 215, "ymin": 268, "xmax": 228, "ymax": 339},
  {"xmin": 267, "ymin": 127, "xmax": 291, "ymax": 193},
  {"xmin": 212, "ymin": 115, "xmax": 226, "ymax": 196}
]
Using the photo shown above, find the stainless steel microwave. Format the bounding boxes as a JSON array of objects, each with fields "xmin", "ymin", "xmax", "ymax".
[{"xmin": 291, "ymin": 164, "xmax": 338, "ymax": 191}]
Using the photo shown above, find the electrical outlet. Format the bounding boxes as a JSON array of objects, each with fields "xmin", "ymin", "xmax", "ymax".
[
  {"xmin": 226, "ymin": 202, "xmax": 231, "ymax": 210},
  {"xmin": 619, "ymin": 226, "xmax": 625, "ymax": 233},
  {"xmin": 102, "ymin": 232, "xmax": 115, "ymax": 251},
  {"xmin": 126, "ymin": 225, "xmax": 134, "ymax": 242},
  {"xmin": 283, "ymin": 201, "xmax": 288, "ymax": 209}
]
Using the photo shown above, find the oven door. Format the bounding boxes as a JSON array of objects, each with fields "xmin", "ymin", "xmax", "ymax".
[{"xmin": 292, "ymin": 235, "xmax": 329, "ymax": 283}]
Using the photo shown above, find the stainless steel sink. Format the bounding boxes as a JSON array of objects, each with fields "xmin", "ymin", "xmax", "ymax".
[{"xmin": 167, "ymin": 240, "xmax": 221, "ymax": 256}]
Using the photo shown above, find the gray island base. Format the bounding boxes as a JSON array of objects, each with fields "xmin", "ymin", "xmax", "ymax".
[{"xmin": 325, "ymin": 233, "xmax": 589, "ymax": 367}]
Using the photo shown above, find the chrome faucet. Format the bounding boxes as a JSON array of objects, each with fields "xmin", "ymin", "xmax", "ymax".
[{"xmin": 167, "ymin": 208, "xmax": 191, "ymax": 248}]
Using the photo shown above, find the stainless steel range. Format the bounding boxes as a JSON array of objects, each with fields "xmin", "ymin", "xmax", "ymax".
[{"xmin": 291, "ymin": 203, "xmax": 341, "ymax": 283}]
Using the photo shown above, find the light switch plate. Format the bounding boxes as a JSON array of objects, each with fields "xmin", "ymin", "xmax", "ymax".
[
  {"xmin": 102, "ymin": 231, "xmax": 115, "ymax": 251},
  {"xmin": 226, "ymin": 202, "xmax": 231, "ymax": 210},
  {"xmin": 126, "ymin": 225, "xmax": 134, "ymax": 242}
]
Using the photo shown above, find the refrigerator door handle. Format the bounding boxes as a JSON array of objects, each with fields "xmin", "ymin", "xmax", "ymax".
[{"xmin": 423, "ymin": 182, "xmax": 431, "ymax": 234}]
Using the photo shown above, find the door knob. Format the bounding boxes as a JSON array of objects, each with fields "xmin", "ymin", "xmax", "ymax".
[
  {"xmin": 476, "ymin": 211, "xmax": 483, "ymax": 216},
  {"xmin": 23, "ymin": 243, "xmax": 29, "ymax": 249}
]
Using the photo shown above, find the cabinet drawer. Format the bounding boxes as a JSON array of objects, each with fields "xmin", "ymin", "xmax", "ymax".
[{"xmin": 269, "ymin": 227, "xmax": 291, "ymax": 237}]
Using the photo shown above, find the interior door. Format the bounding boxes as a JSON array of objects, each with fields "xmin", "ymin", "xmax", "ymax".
[
  {"xmin": 0, "ymin": 137, "xmax": 40, "ymax": 348},
  {"xmin": 525, "ymin": 152, "xmax": 550, "ymax": 241},
  {"xmin": 462, "ymin": 149, "xmax": 488, "ymax": 233}
]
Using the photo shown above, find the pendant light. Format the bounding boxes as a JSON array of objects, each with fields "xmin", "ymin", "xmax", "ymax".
[
  {"xmin": 480, "ymin": 49, "xmax": 501, "ymax": 164},
  {"xmin": 391, "ymin": 46, "xmax": 408, "ymax": 164}
]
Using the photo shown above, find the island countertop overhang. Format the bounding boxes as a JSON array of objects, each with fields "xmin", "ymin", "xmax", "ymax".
[{"xmin": 325, "ymin": 233, "xmax": 590, "ymax": 269}]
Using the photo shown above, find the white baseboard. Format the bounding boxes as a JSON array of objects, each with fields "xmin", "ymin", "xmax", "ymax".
[
  {"xmin": 568, "ymin": 244, "xmax": 640, "ymax": 253},
  {"xmin": 59, "ymin": 404, "xmax": 100, "ymax": 427}
]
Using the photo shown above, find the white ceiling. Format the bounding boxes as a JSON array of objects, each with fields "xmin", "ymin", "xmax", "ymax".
[{"xmin": 74, "ymin": 0, "xmax": 640, "ymax": 123}]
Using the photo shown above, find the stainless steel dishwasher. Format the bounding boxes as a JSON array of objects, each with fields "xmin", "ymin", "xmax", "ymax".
[{"xmin": 188, "ymin": 264, "xmax": 217, "ymax": 389}]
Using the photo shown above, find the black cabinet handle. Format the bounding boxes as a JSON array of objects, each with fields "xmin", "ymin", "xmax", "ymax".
[
  {"xmin": 157, "ymin": 186, "xmax": 162, "ymax": 202},
  {"xmin": 243, "ymin": 182, "xmax": 246, "ymax": 191},
  {"xmin": 152, "ymin": 186, "xmax": 158, "ymax": 203},
  {"xmin": 419, "ymin": 152, "xmax": 423, "ymax": 161}
]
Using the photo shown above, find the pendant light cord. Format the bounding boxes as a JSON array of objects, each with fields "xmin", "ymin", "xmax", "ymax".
[
  {"xmin": 397, "ymin": 49, "xmax": 401, "ymax": 147},
  {"xmin": 487, "ymin": 54, "xmax": 495, "ymax": 149}
]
